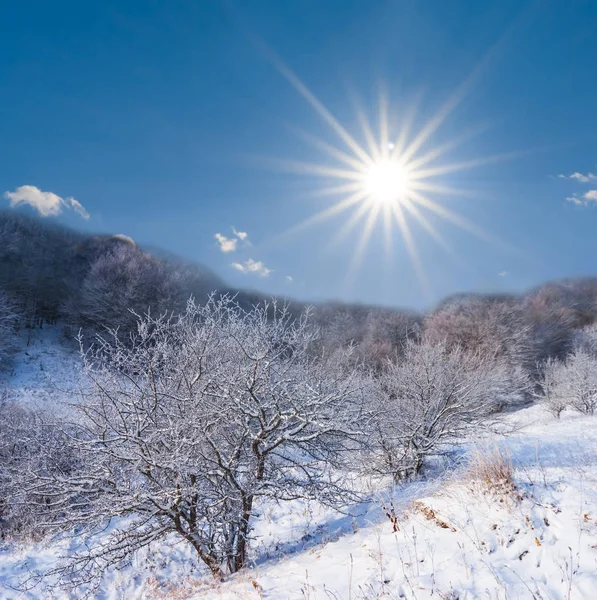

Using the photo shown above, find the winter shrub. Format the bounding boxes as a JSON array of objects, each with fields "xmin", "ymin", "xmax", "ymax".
[
  {"xmin": 370, "ymin": 338, "xmax": 529, "ymax": 482},
  {"xmin": 0, "ymin": 402, "xmax": 77, "ymax": 539},
  {"xmin": 539, "ymin": 358, "xmax": 570, "ymax": 418}
]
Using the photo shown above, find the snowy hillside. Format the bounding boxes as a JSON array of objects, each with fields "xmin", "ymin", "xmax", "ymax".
[
  {"xmin": 196, "ymin": 406, "xmax": 597, "ymax": 600},
  {"xmin": 1, "ymin": 326, "xmax": 83, "ymax": 409},
  {"xmin": 0, "ymin": 401, "xmax": 595, "ymax": 599}
]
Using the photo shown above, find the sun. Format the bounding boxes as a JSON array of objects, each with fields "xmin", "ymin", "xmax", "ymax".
[
  {"xmin": 258, "ymin": 49, "xmax": 511, "ymax": 295},
  {"xmin": 363, "ymin": 159, "xmax": 412, "ymax": 206}
]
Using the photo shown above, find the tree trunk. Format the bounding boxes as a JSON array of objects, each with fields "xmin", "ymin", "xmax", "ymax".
[
  {"xmin": 174, "ymin": 515, "xmax": 225, "ymax": 580},
  {"xmin": 233, "ymin": 494, "xmax": 254, "ymax": 572},
  {"xmin": 201, "ymin": 551, "xmax": 225, "ymax": 581}
]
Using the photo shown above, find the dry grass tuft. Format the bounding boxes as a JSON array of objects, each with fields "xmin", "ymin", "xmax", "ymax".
[
  {"xmin": 467, "ymin": 443, "xmax": 517, "ymax": 498},
  {"xmin": 144, "ymin": 575, "xmax": 215, "ymax": 599},
  {"xmin": 145, "ymin": 573, "xmax": 268, "ymax": 600}
]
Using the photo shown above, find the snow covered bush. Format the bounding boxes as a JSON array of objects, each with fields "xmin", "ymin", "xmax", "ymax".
[
  {"xmin": 560, "ymin": 349, "xmax": 597, "ymax": 415},
  {"xmin": 18, "ymin": 296, "xmax": 365, "ymax": 587},
  {"xmin": 0, "ymin": 402, "xmax": 75, "ymax": 538},
  {"xmin": 371, "ymin": 339, "xmax": 527, "ymax": 481},
  {"xmin": 538, "ymin": 357, "xmax": 570, "ymax": 418},
  {"xmin": 539, "ymin": 350, "xmax": 597, "ymax": 416}
]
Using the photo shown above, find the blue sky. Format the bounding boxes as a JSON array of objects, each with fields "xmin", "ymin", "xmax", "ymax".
[{"xmin": 2, "ymin": 0, "xmax": 597, "ymax": 310}]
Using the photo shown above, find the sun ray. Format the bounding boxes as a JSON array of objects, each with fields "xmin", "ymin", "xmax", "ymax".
[
  {"xmin": 285, "ymin": 125, "xmax": 369, "ymax": 172},
  {"xmin": 400, "ymin": 90, "xmax": 469, "ymax": 165},
  {"xmin": 305, "ymin": 181, "xmax": 364, "ymax": 198},
  {"xmin": 400, "ymin": 33, "xmax": 508, "ymax": 165},
  {"xmin": 327, "ymin": 200, "xmax": 373, "ymax": 250},
  {"xmin": 410, "ymin": 149, "xmax": 532, "ymax": 181},
  {"xmin": 380, "ymin": 201, "xmax": 395, "ymax": 303},
  {"xmin": 378, "ymin": 90, "xmax": 389, "ymax": 158},
  {"xmin": 401, "ymin": 198, "xmax": 453, "ymax": 254},
  {"xmin": 346, "ymin": 203, "xmax": 382, "ymax": 279},
  {"xmin": 382, "ymin": 202, "xmax": 394, "ymax": 259},
  {"xmin": 257, "ymin": 157, "xmax": 365, "ymax": 181},
  {"xmin": 267, "ymin": 191, "xmax": 367, "ymax": 247},
  {"xmin": 355, "ymin": 102, "xmax": 382, "ymax": 162},
  {"xmin": 410, "ymin": 181, "xmax": 478, "ymax": 198},
  {"xmin": 402, "ymin": 198, "xmax": 477, "ymax": 276},
  {"xmin": 261, "ymin": 47, "xmax": 373, "ymax": 166},
  {"xmin": 391, "ymin": 96, "xmax": 421, "ymax": 158},
  {"xmin": 406, "ymin": 122, "xmax": 492, "ymax": 171},
  {"xmin": 391, "ymin": 202, "xmax": 431, "ymax": 298},
  {"xmin": 409, "ymin": 190, "xmax": 510, "ymax": 250}
]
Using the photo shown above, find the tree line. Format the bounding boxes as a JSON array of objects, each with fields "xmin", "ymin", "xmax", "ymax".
[{"xmin": 2, "ymin": 211, "xmax": 596, "ymax": 373}]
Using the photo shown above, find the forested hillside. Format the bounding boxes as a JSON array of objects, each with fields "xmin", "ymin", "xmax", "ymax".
[{"xmin": 3, "ymin": 211, "xmax": 597, "ymax": 375}]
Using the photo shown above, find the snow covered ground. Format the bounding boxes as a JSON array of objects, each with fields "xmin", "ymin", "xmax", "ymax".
[
  {"xmin": 1, "ymin": 336, "xmax": 596, "ymax": 599},
  {"xmin": 0, "ymin": 326, "xmax": 83, "ymax": 409},
  {"xmin": 208, "ymin": 406, "xmax": 597, "ymax": 600}
]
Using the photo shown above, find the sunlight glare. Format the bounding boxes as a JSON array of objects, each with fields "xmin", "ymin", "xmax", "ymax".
[
  {"xmin": 253, "ymin": 34, "xmax": 522, "ymax": 299},
  {"xmin": 363, "ymin": 160, "xmax": 411, "ymax": 206}
]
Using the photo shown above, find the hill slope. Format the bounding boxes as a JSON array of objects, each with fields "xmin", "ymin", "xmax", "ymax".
[{"xmin": 0, "ymin": 403, "xmax": 595, "ymax": 599}]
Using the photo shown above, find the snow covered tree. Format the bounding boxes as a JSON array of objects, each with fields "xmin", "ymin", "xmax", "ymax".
[
  {"xmin": 424, "ymin": 297, "xmax": 533, "ymax": 368},
  {"xmin": 538, "ymin": 358, "xmax": 570, "ymax": 418},
  {"xmin": 371, "ymin": 338, "xmax": 527, "ymax": 481},
  {"xmin": 573, "ymin": 322, "xmax": 597, "ymax": 357},
  {"xmin": 522, "ymin": 286, "xmax": 577, "ymax": 366},
  {"xmin": 538, "ymin": 349, "xmax": 597, "ymax": 417},
  {"xmin": 61, "ymin": 244, "xmax": 178, "ymax": 334},
  {"xmin": 19, "ymin": 297, "xmax": 365, "ymax": 587},
  {"xmin": 560, "ymin": 350, "xmax": 597, "ymax": 415},
  {"xmin": 357, "ymin": 309, "xmax": 421, "ymax": 370}
]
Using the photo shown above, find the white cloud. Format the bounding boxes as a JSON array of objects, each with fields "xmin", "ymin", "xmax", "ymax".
[
  {"xmin": 214, "ymin": 227, "xmax": 250, "ymax": 252},
  {"xmin": 231, "ymin": 258, "xmax": 272, "ymax": 277},
  {"xmin": 498, "ymin": 271, "xmax": 509, "ymax": 277},
  {"xmin": 214, "ymin": 233, "xmax": 237, "ymax": 253},
  {"xmin": 559, "ymin": 169, "xmax": 597, "ymax": 205},
  {"xmin": 285, "ymin": 275, "xmax": 293, "ymax": 283},
  {"xmin": 68, "ymin": 197, "xmax": 90, "ymax": 219},
  {"xmin": 4, "ymin": 185, "xmax": 89, "ymax": 219},
  {"xmin": 571, "ymin": 172, "xmax": 597, "ymax": 183},
  {"xmin": 232, "ymin": 227, "xmax": 248, "ymax": 241},
  {"xmin": 558, "ymin": 171, "xmax": 597, "ymax": 183},
  {"xmin": 566, "ymin": 190, "xmax": 597, "ymax": 206}
]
